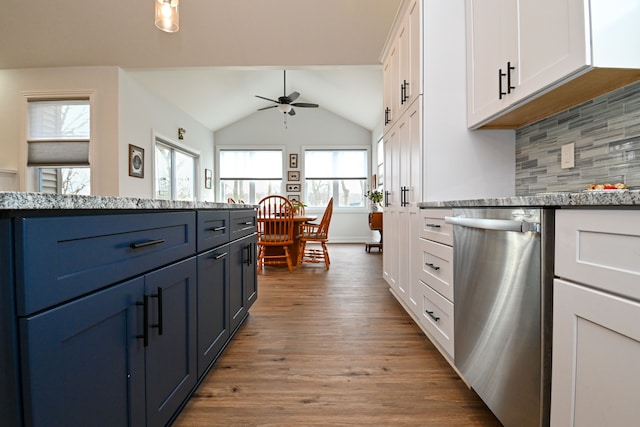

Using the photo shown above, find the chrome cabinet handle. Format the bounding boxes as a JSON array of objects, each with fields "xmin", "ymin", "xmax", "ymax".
[
  {"xmin": 426, "ymin": 310, "xmax": 440, "ymax": 322},
  {"xmin": 212, "ymin": 251, "xmax": 228, "ymax": 260},
  {"xmin": 425, "ymin": 262, "xmax": 440, "ymax": 271},
  {"xmin": 209, "ymin": 226, "xmax": 226, "ymax": 232}
]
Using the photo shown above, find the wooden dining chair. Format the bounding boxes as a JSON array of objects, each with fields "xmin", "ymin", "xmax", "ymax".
[
  {"xmin": 297, "ymin": 197, "xmax": 333, "ymax": 269},
  {"xmin": 257, "ymin": 195, "xmax": 295, "ymax": 272}
]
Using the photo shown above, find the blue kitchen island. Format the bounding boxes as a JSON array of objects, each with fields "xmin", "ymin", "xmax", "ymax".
[{"xmin": 0, "ymin": 192, "xmax": 257, "ymax": 427}]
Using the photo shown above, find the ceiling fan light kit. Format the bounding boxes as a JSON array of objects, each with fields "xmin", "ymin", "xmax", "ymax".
[
  {"xmin": 256, "ymin": 70, "xmax": 319, "ymax": 124},
  {"xmin": 155, "ymin": 0, "xmax": 179, "ymax": 33}
]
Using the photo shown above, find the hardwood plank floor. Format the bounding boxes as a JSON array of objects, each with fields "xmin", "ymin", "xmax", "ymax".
[{"xmin": 174, "ymin": 244, "xmax": 502, "ymax": 426}]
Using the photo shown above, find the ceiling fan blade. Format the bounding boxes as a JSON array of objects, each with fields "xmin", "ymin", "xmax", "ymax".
[
  {"xmin": 287, "ymin": 91, "xmax": 300, "ymax": 102},
  {"xmin": 255, "ymin": 95, "xmax": 279, "ymax": 103},
  {"xmin": 258, "ymin": 105, "xmax": 278, "ymax": 111},
  {"xmin": 288, "ymin": 108, "xmax": 296, "ymax": 116},
  {"xmin": 291, "ymin": 102, "xmax": 319, "ymax": 108}
]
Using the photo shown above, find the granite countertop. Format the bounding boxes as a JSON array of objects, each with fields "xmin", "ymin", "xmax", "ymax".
[
  {"xmin": 0, "ymin": 192, "xmax": 255, "ymax": 210},
  {"xmin": 417, "ymin": 190, "xmax": 640, "ymax": 208}
]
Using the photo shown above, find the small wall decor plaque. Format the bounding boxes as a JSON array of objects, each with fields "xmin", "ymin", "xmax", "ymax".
[
  {"xmin": 288, "ymin": 171, "xmax": 300, "ymax": 181},
  {"xmin": 289, "ymin": 153, "xmax": 298, "ymax": 168},
  {"xmin": 129, "ymin": 144, "xmax": 144, "ymax": 178},
  {"xmin": 204, "ymin": 169, "xmax": 212, "ymax": 189}
]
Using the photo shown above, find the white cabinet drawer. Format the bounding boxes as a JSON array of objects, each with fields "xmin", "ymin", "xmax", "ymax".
[
  {"xmin": 417, "ymin": 280, "xmax": 454, "ymax": 358},
  {"xmin": 417, "ymin": 238, "xmax": 453, "ymax": 301},
  {"xmin": 419, "ymin": 209, "xmax": 453, "ymax": 245},
  {"xmin": 555, "ymin": 209, "xmax": 640, "ymax": 301}
]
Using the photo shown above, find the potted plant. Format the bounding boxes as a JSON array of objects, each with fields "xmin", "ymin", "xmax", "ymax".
[
  {"xmin": 290, "ymin": 199, "xmax": 307, "ymax": 216},
  {"xmin": 365, "ymin": 190, "xmax": 383, "ymax": 211}
]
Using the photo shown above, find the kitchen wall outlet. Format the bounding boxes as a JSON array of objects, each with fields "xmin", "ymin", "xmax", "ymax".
[{"xmin": 561, "ymin": 143, "xmax": 575, "ymax": 169}]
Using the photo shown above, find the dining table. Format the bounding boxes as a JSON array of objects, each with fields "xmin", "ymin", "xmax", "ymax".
[{"xmin": 259, "ymin": 214, "xmax": 317, "ymax": 267}]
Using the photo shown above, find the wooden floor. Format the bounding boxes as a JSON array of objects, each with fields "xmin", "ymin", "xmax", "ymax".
[{"xmin": 174, "ymin": 244, "xmax": 502, "ymax": 427}]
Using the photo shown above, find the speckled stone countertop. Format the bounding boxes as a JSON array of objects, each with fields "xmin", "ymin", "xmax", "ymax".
[
  {"xmin": 417, "ymin": 190, "xmax": 640, "ymax": 208},
  {"xmin": 0, "ymin": 192, "xmax": 255, "ymax": 211}
]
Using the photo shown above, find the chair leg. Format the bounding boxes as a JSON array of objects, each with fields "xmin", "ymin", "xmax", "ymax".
[
  {"xmin": 298, "ymin": 240, "xmax": 306, "ymax": 265},
  {"xmin": 284, "ymin": 246, "xmax": 293, "ymax": 272},
  {"xmin": 322, "ymin": 242, "xmax": 330, "ymax": 269},
  {"xmin": 257, "ymin": 245, "xmax": 264, "ymax": 273}
]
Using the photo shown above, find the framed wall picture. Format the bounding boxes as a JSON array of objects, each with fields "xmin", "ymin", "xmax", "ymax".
[
  {"xmin": 129, "ymin": 144, "xmax": 144, "ymax": 178},
  {"xmin": 289, "ymin": 153, "xmax": 298, "ymax": 168},
  {"xmin": 288, "ymin": 171, "xmax": 300, "ymax": 181},
  {"xmin": 288, "ymin": 194, "xmax": 300, "ymax": 202},
  {"xmin": 286, "ymin": 183, "xmax": 300, "ymax": 192},
  {"xmin": 204, "ymin": 169, "xmax": 212, "ymax": 189}
]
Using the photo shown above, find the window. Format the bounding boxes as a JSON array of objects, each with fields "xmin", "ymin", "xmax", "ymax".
[
  {"xmin": 376, "ymin": 138, "xmax": 384, "ymax": 191},
  {"xmin": 304, "ymin": 149, "xmax": 368, "ymax": 208},
  {"xmin": 27, "ymin": 99, "xmax": 91, "ymax": 194},
  {"xmin": 219, "ymin": 150, "xmax": 283, "ymax": 203},
  {"xmin": 155, "ymin": 140, "xmax": 197, "ymax": 201}
]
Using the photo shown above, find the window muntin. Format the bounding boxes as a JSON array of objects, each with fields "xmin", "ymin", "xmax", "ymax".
[
  {"xmin": 304, "ymin": 149, "xmax": 367, "ymax": 208},
  {"xmin": 219, "ymin": 150, "xmax": 283, "ymax": 203}
]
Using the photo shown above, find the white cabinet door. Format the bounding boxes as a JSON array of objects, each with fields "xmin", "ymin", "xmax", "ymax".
[
  {"xmin": 466, "ymin": 0, "xmax": 587, "ymax": 128},
  {"xmin": 466, "ymin": 0, "xmax": 517, "ymax": 126},
  {"xmin": 516, "ymin": 0, "xmax": 588, "ymax": 102},
  {"xmin": 382, "ymin": 126, "xmax": 399, "ymax": 290},
  {"xmin": 382, "ymin": 41, "xmax": 399, "ymax": 130},
  {"xmin": 551, "ymin": 279, "xmax": 640, "ymax": 426}
]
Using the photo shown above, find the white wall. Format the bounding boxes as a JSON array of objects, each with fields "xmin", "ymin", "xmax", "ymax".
[
  {"xmin": 215, "ymin": 107, "xmax": 375, "ymax": 243},
  {"xmin": 0, "ymin": 67, "xmax": 120, "ymax": 194},
  {"xmin": 118, "ymin": 70, "xmax": 215, "ymax": 200},
  {"xmin": 0, "ymin": 67, "xmax": 215, "ymax": 199}
]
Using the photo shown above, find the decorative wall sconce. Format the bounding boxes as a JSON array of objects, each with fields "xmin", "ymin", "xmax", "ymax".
[
  {"xmin": 178, "ymin": 127, "xmax": 186, "ymax": 140},
  {"xmin": 155, "ymin": 0, "xmax": 179, "ymax": 33}
]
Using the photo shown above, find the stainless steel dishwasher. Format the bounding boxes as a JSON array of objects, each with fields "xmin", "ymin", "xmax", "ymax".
[{"xmin": 445, "ymin": 208, "xmax": 554, "ymax": 427}]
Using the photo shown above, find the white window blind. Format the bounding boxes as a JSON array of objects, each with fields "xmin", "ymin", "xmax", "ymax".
[{"xmin": 27, "ymin": 99, "xmax": 90, "ymax": 166}]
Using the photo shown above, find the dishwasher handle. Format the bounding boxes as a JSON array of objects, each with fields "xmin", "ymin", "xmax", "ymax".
[{"xmin": 444, "ymin": 216, "xmax": 540, "ymax": 233}]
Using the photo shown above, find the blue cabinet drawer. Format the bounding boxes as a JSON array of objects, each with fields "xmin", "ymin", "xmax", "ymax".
[
  {"xmin": 15, "ymin": 211, "xmax": 196, "ymax": 316},
  {"xmin": 197, "ymin": 210, "xmax": 230, "ymax": 252},
  {"xmin": 230, "ymin": 210, "xmax": 256, "ymax": 240}
]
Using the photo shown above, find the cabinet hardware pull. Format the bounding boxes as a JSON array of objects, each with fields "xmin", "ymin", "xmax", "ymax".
[
  {"xmin": 150, "ymin": 287, "xmax": 163, "ymax": 336},
  {"xmin": 209, "ymin": 226, "xmax": 226, "ymax": 232},
  {"xmin": 130, "ymin": 239, "xmax": 165, "ymax": 249},
  {"xmin": 384, "ymin": 107, "xmax": 391, "ymax": 125},
  {"xmin": 212, "ymin": 251, "xmax": 228, "ymax": 260},
  {"xmin": 498, "ymin": 68, "xmax": 507, "ymax": 99},
  {"xmin": 426, "ymin": 223, "xmax": 441, "ymax": 228},
  {"xmin": 507, "ymin": 61, "xmax": 515, "ymax": 93},
  {"xmin": 136, "ymin": 295, "xmax": 149, "ymax": 347},
  {"xmin": 400, "ymin": 186, "xmax": 409, "ymax": 207},
  {"xmin": 426, "ymin": 310, "xmax": 440, "ymax": 322},
  {"xmin": 240, "ymin": 221, "xmax": 253, "ymax": 226},
  {"xmin": 403, "ymin": 80, "xmax": 410, "ymax": 103},
  {"xmin": 385, "ymin": 190, "xmax": 391, "ymax": 207},
  {"xmin": 245, "ymin": 244, "xmax": 252, "ymax": 266},
  {"xmin": 425, "ymin": 262, "xmax": 440, "ymax": 271},
  {"xmin": 400, "ymin": 82, "xmax": 405, "ymax": 105}
]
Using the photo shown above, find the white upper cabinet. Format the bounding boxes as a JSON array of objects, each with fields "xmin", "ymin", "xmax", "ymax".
[
  {"xmin": 382, "ymin": 0, "xmax": 422, "ymax": 131},
  {"xmin": 466, "ymin": 0, "xmax": 640, "ymax": 129}
]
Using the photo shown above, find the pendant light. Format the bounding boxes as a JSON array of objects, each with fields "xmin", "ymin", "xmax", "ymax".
[{"xmin": 155, "ymin": 0, "xmax": 179, "ymax": 33}]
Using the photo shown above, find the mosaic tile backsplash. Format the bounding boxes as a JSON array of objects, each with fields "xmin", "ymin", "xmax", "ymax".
[{"xmin": 516, "ymin": 80, "xmax": 640, "ymax": 195}]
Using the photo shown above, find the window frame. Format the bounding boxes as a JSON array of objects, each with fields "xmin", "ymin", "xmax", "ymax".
[
  {"xmin": 302, "ymin": 145, "xmax": 371, "ymax": 209},
  {"xmin": 215, "ymin": 145, "xmax": 285, "ymax": 203},
  {"xmin": 23, "ymin": 92, "xmax": 94, "ymax": 194},
  {"xmin": 153, "ymin": 133, "xmax": 200, "ymax": 201}
]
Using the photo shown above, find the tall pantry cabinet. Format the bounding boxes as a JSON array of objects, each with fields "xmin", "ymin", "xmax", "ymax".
[{"xmin": 381, "ymin": 0, "xmax": 515, "ymax": 360}]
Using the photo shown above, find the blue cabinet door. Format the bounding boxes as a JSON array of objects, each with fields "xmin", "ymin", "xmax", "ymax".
[
  {"xmin": 144, "ymin": 257, "xmax": 197, "ymax": 427},
  {"xmin": 197, "ymin": 245, "xmax": 230, "ymax": 376},
  {"xmin": 19, "ymin": 277, "xmax": 146, "ymax": 427},
  {"xmin": 243, "ymin": 234, "xmax": 258, "ymax": 311},
  {"xmin": 229, "ymin": 234, "xmax": 257, "ymax": 332}
]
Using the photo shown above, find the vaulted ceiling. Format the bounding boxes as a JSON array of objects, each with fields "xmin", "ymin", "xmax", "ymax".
[{"xmin": 1, "ymin": 0, "xmax": 402, "ymax": 131}]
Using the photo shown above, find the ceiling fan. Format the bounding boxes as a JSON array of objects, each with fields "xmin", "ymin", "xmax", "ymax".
[{"xmin": 255, "ymin": 70, "xmax": 319, "ymax": 116}]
